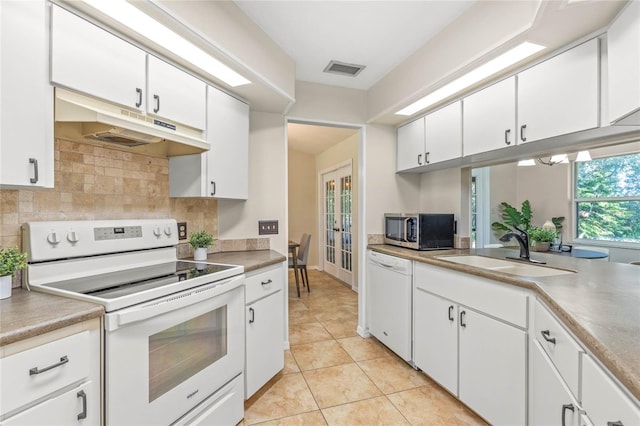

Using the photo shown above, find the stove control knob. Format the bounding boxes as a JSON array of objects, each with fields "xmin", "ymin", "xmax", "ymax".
[
  {"xmin": 67, "ymin": 231, "xmax": 79, "ymax": 244},
  {"xmin": 153, "ymin": 227, "xmax": 162, "ymax": 237},
  {"xmin": 164, "ymin": 225, "xmax": 172, "ymax": 237},
  {"xmin": 47, "ymin": 232, "xmax": 60, "ymax": 245}
]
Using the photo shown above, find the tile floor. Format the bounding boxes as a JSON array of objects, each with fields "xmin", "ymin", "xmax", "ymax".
[{"xmin": 242, "ymin": 270, "xmax": 488, "ymax": 425}]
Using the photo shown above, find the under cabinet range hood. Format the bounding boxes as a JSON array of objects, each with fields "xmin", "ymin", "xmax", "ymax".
[{"xmin": 54, "ymin": 88, "xmax": 209, "ymax": 154}]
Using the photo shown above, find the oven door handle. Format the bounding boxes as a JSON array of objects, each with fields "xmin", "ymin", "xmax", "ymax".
[{"xmin": 104, "ymin": 275, "xmax": 244, "ymax": 331}]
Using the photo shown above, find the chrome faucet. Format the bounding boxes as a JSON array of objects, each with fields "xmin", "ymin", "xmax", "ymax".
[{"xmin": 499, "ymin": 225, "xmax": 544, "ymax": 264}]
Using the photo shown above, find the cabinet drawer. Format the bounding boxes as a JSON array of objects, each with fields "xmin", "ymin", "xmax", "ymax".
[
  {"xmin": 0, "ymin": 331, "xmax": 90, "ymax": 415},
  {"xmin": 414, "ymin": 262, "xmax": 528, "ymax": 328},
  {"xmin": 534, "ymin": 300, "xmax": 583, "ymax": 399},
  {"xmin": 245, "ymin": 263, "xmax": 284, "ymax": 304},
  {"xmin": 581, "ymin": 354, "xmax": 640, "ymax": 426}
]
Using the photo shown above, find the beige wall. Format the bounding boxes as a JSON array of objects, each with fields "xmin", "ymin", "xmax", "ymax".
[
  {"xmin": 364, "ymin": 124, "xmax": 420, "ymax": 235},
  {"xmin": 218, "ymin": 111, "xmax": 288, "ymax": 255},
  {"xmin": 288, "ymin": 149, "xmax": 318, "ymax": 266},
  {"xmin": 288, "ymin": 81, "xmax": 368, "ymax": 125}
]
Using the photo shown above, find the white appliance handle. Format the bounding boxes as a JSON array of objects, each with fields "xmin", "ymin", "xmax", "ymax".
[{"xmin": 105, "ymin": 275, "xmax": 244, "ymax": 331}]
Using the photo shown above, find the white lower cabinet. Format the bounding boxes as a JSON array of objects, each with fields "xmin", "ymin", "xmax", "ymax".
[
  {"xmin": 413, "ymin": 263, "xmax": 527, "ymax": 425},
  {"xmin": 244, "ymin": 263, "xmax": 285, "ymax": 398},
  {"xmin": 581, "ymin": 354, "xmax": 640, "ymax": 426},
  {"xmin": 0, "ymin": 320, "xmax": 101, "ymax": 425},
  {"xmin": 531, "ymin": 340, "xmax": 581, "ymax": 426}
]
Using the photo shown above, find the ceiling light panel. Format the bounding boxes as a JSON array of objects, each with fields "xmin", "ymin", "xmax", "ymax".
[{"xmin": 83, "ymin": 0, "xmax": 250, "ymax": 87}]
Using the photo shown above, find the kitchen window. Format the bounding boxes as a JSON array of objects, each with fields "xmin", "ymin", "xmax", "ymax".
[{"xmin": 573, "ymin": 152, "xmax": 640, "ymax": 245}]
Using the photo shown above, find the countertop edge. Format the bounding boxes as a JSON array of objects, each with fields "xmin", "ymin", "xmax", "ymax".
[{"xmin": 368, "ymin": 245, "xmax": 640, "ymax": 402}]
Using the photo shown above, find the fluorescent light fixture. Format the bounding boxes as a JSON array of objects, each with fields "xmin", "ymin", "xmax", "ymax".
[
  {"xmin": 396, "ymin": 42, "xmax": 545, "ymax": 116},
  {"xmin": 517, "ymin": 159, "xmax": 536, "ymax": 166},
  {"xmin": 83, "ymin": 0, "xmax": 251, "ymax": 87},
  {"xmin": 575, "ymin": 150, "xmax": 592, "ymax": 162}
]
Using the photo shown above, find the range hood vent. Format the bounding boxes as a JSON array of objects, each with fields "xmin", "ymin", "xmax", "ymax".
[
  {"xmin": 323, "ymin": 60, "xmax": 366, "ymax": 77},
  {"xmin": 54, "ymin": 88, "xmax": 208, "ymax": 153}
]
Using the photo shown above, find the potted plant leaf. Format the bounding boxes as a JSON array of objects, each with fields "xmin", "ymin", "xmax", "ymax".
[
  {"xmin": 188, "ymin": 230, "xmax": 215, "ymax": 261},
  {"xmin": 529, "ymin": 227, "xmax": 557, "ymax": 252},
  {"xmin": 491, "ymin": 200, "xmax": 533, "ymax": 235},
  {"xmin": 0, "ymin": 247, "xmax": 27, "ymax": 299}
]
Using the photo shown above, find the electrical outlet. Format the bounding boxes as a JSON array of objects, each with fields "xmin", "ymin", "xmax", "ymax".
[
  {"xmin": 258, "ymin": 220, "xmax": 278, "ymax": 235},
  {"xmin": 177, "ymin": 222, "xmax": 188, "ymax": 240}
]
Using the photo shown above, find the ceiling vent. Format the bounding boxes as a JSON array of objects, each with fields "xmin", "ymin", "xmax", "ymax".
[{"xmin": 323, "ymin": 60, "xmax": 366, "ymax": 77}]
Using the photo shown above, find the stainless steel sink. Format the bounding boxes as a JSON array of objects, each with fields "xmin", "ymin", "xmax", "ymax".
[{"xmin": 436, "ymin": 255, "xmax": 575, "ymax": 277}]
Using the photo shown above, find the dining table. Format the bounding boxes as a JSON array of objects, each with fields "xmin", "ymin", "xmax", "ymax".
[{"xmin": 288, "ymin": 240, "xmax": 301, "ymax": 297}]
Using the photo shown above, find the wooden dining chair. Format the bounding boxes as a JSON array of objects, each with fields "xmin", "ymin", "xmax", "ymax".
[{"xmin": 289, "ymin": 234, "xmax": 311, "ymax": 292}]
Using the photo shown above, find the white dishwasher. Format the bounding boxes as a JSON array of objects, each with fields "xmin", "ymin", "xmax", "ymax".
[{"xmin": 366, "ymin": 250, "xmax": 413, "ymax": 362}]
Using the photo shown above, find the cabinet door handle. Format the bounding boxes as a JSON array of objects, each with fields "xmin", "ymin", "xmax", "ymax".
[
  {"xmin": 448, "ymin": 305, "xmax": 454, "ymax": 322},
  {"xmin": 607, "ymin": 422, "xmax": 624, "ymax": 426},
  {"xmin": 77, "ymin": 390, "xmax": 87, "ymax": 420},
  {"xmin": 261, "ymin": 279, "xmax": 273, "ymax": 286},
  {"xmin": 417, "ymin": 153, "xmax": 422, "ymax": 165},
  {"xmin": 562, "ymin": 403, "xmax": 575, "ymax": 426},
  {"xmin": 249, "ymin": 307, "xmax": 255, "ymax": 324},
  {"xmin": 504, "ymin": 129, "xmax": 511, "ymax": 145},
  {"xmin": 520, "ymin": 124, "xmax": 527, "ymax": 142},
  {"xmin": 425, "ymin": 152, "xmax": 430, "ymax": 164},
  {"xmin": 460, "ymin": 310, "xmax": 466, "ymax": 328},
  {"xmin": 541, "ymin": 330, "xmax": 556, "ymax": 344},
  {"xmin": 29, "ymin": 158, "xmax": 38, "ymax": 184},
  {"xmin": 210, "ymin": 181, "xmax": 216, "ymax": 196},
  {"xmin": 153, "ymin": 94, "xmax": 160, "ymax": 113},
  {"xmin": 135, "ymin": 88, "xmax": 143, "ymax": 107},
  {"xmin": 29, "ymin": 355, "xmax": 69, "ymax": 375}
]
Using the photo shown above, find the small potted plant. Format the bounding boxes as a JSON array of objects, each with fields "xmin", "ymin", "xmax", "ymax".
[
  {"xmin": 529, "ymin": 227, "xmax": 557, "ymax": 252},
  {"xmin": 0, "ymin": 247, "xmax": 27, "ymax": 299},
  {"xmin": 188, "ymin": 230, "xmax": 215, "ymax": 261}
]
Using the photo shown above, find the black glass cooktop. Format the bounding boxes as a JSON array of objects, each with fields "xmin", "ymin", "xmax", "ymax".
[{"xmin": 46, "ymin": 261, "xmax": 237, "ymax": 299}]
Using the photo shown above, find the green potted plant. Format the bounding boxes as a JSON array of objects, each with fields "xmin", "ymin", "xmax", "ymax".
[
  {"xmin": 491, "ymin": 200, "xmax": 533, "ymax": 235},
  {"xmin": 188, "ymin": 230, "xmax": 215, "ymax": 261},
  {"xmin": 529, "ymin": 227, "xmax": 557, "ymax": 252},
  {"xmin": 0, "ymin": 247, "xmax": 27, "ymax": 299}
]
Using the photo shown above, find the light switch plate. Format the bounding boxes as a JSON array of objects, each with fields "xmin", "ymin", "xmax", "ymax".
[
  {"xmin": 177, "ymin": 222, "xmax": 187, "ymax": 240},
  {"xmin": 258, "ymin": 220, "xmax": 278, "ymax": 235}
]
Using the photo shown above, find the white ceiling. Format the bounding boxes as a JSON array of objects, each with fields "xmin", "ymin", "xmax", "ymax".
[{"xmin": 234, "ymin": 0, "xmax": 476, "ymax": 90}]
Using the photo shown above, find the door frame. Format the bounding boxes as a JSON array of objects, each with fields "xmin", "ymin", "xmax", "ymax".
[{"xmin": 318, "ymin": 159, "xmax": 353, "ymax": 284}]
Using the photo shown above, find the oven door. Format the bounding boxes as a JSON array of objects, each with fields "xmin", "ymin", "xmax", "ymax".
[{"xmin": 104, "ymin": 275, "xmax": 245, "ymax": 426}]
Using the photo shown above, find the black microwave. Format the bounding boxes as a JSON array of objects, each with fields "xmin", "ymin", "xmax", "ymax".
[{"xmin": 384, "ymin": 213, "xmax": 455, "ymax": 250}]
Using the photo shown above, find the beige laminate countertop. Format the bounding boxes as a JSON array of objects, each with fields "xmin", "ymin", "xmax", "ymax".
[
  {"xmin": 0, "ymin": 288, "xmax": 104, "ymax": 347},
  {"xmin": 0, "ymin": 250, "xmax": 284, "ymax": 349},
  {"xmin": 369, "ymin": 244, "xmax": 640, "ymax": 401}
]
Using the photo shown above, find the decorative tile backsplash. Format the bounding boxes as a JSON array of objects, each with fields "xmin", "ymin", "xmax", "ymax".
[{"xmin": 0, "ymin": 138, "xmax": 266, "ymax": 288}]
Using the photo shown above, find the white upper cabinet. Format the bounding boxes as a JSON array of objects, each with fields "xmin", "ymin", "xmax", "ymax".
[
  {"xmin": 608, "ymin": 0, "xmax": 640, "ymax": 125},
  {"xmin": 463, "ymin": 77, "xmax": 516, "ymax": 156},
  {"xmin": 169, "ymin": 86, "xmax": 249, "ymax": 199},
  {"xmin": 0, "ymin": 0, "xmax": 54, "ymax": 188},
  {"xmin": 50, "ymin": 5, "xmax": 206, "ymax": 130},
  {"xmin": 397, "ymin": 117, "xmax": 426, "ymax": 171},
  {"xmin": 147, "ymin": 56, "xmax": 206, "ymax": 130},
  {"xmin": 425, "ymin": 101, "xmax": 462, "ymax": 164},
  {"xmin": 51, "ymin": 5, "xmax": 147, "ymax": 112},
  {"xmin": 517, "ymin": 39, "xmax": 600, "ymax": 144}
]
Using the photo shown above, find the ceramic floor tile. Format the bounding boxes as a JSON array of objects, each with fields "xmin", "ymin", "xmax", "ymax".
[
  {"xmin": 302, "ymin": 363, "xmax": 382, "ymax": 408},
  {"xmin": 358, "ymin": 355, "xmax": 430, "ymax": 394},
  {"xmin": 282, "ymin": 350, "xmax": 300, "ymax": 374},
  {"xmin": 318, "ymin": 317, "xmax": 359, "ymax": 339},
  {"xmin": 288, "ymin": 309, "xmax": 318, "ymax": 325},
  {"xmin": 288, "ymin": 322, "xmax": 333, "ymax": 346},
  {"xmin": 312, "ymin": 306, "xmax": 358, "ymax": 323},
  {"xmin": 253, "ymin": 410, "xmax": 327, "ymax": 426},
  {"xmin": 288, "ymin": 300, "xmax": 309, "ymax": 313},
  {"xmin": 290, "ymin": 340, "xmax": 353, "ymax": 371},
  {"xmin": 244, "ymin": 373, "xmax": 318, "ymax": 425},
  {"xmin": 337, "ymin": 336, "xmax": 393, "ymax": 362},
  {"xmin": 387, "ymin": 384, "xmax": 488, "ymax": 426},
  {"xmin": 321, "ymin": 396, "xmax": 409, "ymax": 426}
]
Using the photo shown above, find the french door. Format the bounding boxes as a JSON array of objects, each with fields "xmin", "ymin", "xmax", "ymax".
[{"xmin": 321, "ymin": 164, "xmax": 353, "ymax": 285}]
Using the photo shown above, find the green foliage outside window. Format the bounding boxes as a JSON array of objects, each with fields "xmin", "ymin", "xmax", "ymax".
[{"xmin": 575, "ymin": 153, "xmax": 640, "ymax": 243}]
